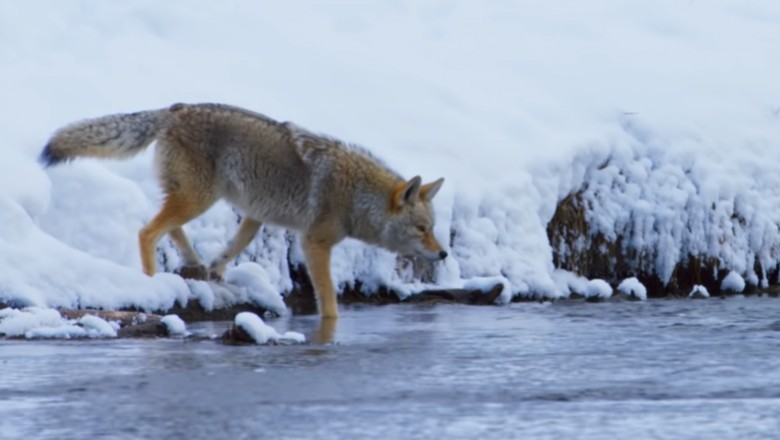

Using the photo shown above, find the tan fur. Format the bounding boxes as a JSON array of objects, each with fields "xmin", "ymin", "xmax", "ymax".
[{"xmin": 41, "ymin": 103, "xmax": 448, "ymax": 319}]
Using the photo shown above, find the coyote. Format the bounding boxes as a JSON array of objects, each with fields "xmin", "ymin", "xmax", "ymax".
[{"xmin": 40, "ymin": 103, "xmax": 447, "ymax": 318}]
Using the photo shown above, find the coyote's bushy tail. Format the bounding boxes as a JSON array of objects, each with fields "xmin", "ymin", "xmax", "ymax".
[{"xmin": 39, "ymin": 109, "xmax": 169, "ymax": 167}]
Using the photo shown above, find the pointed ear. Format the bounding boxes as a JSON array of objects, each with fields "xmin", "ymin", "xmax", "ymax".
[
  {"xmin": 393, "ymin": 176, "xmax": 422, "ymax": 209},
  {"xmin": 419, "ymin": 177, "xmax": 445, "ymax": 201}
]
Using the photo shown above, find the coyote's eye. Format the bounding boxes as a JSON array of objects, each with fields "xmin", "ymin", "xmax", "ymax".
[{"xmin": 416, "ymin": 225, "xmax": 426, "ymax": 233}]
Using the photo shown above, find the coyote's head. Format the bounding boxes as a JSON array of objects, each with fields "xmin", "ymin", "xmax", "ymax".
[{"xmin": 380, "ymin": 176, "xmax": 448, "ymax": 262}]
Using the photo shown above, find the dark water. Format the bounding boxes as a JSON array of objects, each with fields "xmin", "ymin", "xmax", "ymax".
[{"xmin": 1, "ymin": 297, "xmax": 779, "ymax": 440}]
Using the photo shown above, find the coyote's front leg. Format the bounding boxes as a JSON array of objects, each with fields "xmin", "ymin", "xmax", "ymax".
[
  {"xmin": 168, "ymin": 227, "xmax": 209, "ymax": 280},
  {"xmin": 302, "ymin": 234, "xmax": 340, "ymax": 319}
]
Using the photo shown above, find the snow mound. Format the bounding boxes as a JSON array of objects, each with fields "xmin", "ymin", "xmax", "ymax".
[
  {"xmin": 617, "ymin": 277, "xmax": 648, "ymax": 301},
  {"xmin": 689, "ymin": 285, "xmax": 711, "ymax": 299},
  {"xmin": 224, "ymin": 263, "xmax": 288, "ymax": 316},
  {"xmin": 186, "ymin": 280, "xmax": 215, "ymax": 311},
  {"xmin": 161, "ymin": 314, "xmax": 188, "ymax": 336},
  {"xmin": 721, "ymin": 272, "xmax": 746, "ymax": 293},
  {"xmin": 234, "ymin": 312, "xmax": 305, "ymax": 345},
  {"xmin": 78, "ymin": 314, "xmax": 119, "ymax": 338},
  {"xmin": 585, "ymin": 279, "xmax": 613, "ymax": 300},
  {"xmin": 551, "ymin": 270, "xmax": 589, "ymax": 299},
  {"xmin": 0, "ymin": 307, "xmax": 63, "ymax": 336}
]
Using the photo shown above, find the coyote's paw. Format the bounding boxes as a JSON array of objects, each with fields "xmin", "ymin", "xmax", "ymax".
[
  {"xmin": 175, "ymin": 264, "xmax": 209, "ymax": 281},
  {"xmin": 208, "ymin": 270, "xmax": 224, "ymax": 282},
  {"xmin": 207, "ymin": 262, "xmax": 225, "ymax": 282}
]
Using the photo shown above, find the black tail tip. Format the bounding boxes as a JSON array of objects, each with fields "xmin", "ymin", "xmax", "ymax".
[{"xmin": 38, "ymin": 142, "xmax": 66, "ymax": 167}]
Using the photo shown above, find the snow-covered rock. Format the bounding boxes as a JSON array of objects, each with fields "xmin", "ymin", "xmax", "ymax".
[
  {"xmin": 617, "ymin": 277, "xmax": 648, "ymax": 301},
  {"xmin": 233, "ymin": 312, "xmax": 305, "ymax": 345},
  {"xmin": 584, "ymin": 279, "xmax": 613, "ymax": 302},
  {"xmin": 160, "ymin": 314, "xmax": 188, "ymax": 336},
  {"xmin": 721, "ymin": 272, "xmax": 746, "ymax": 293},
  {"xmin": 689, "ymin": 285, "xmax": 711, "ymax": 299}
]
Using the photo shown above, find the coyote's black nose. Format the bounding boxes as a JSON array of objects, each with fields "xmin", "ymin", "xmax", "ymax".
[{"xmin": 439, "ymin": 251, "xmax": 448, "ymax": 259}]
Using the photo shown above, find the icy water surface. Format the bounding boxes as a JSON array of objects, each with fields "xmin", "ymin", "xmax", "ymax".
[{"xmin": 1, "ymin": 298, "xmax": 780, "ymax": 439}]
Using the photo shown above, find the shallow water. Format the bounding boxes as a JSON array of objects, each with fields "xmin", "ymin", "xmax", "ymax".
[{"xmin": 1, "ymin": 297, "xmax": 779, "ymax": 439}]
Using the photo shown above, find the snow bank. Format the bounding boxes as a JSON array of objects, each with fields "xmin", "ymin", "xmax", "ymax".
[
  {"xmin": 2, "ymin": 1, "xmax": 780, "ymax": 310},
  {"xmin": 234, "ymin": 312, "xmax": 305, "ymax": 345}
]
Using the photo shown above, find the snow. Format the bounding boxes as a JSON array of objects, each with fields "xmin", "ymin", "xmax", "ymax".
[
  {"xmin": 551, "ymin": 270, "xmax": 589, "ymax": 299},
  {"xmin": 224, "ymin": 263, "xmax": 288, "ymax": 316},
  {"xmin": 0, "ymin": 308, "xmax": 117, "ymax": 339},
  {"xmin": 0, "ymin": 307, "xmax": 64, "ymax": 337},
  {"xmin": 584, "ymin": 279, "xmax": 614, "ymax": 301},
  {"xmin": 2, "ymin": 1, "xmax": 780, "ymax": 324},
  {"xmin": 161, "ymin": 314, "xmax": 188, "ymax": 336},
  {"xmin": 186, "ymin": 280, "xmax": 215, "ymax": 312},
  {"xmin": 689, "ymin": 285, "xmax": 711, "ymax": 299},
  {"xmin": 721, "ymin": 271, "xmax": 746, "ymax": 293},
  {"xmin": 617, "ymin": 278, "xmax": 648, "ymax": 301},
  {"xmin": 234, "ymin": 312, "xmax": 306, "ymax": 345},
  {"xmin": 25, "ymin": 325, "xmax": 89, "ymax": 340},
  {"xmin": 78, "ymin": 315, "xmax": 119, "ymax": 338}
]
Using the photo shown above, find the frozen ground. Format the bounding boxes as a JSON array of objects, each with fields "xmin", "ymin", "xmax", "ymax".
[
  {"xmin": 2, "ymin": 1, "xmax": 780, "ymax": 318},
  {"xmin": 1, "ymin": 298, "xmax": 779, "ymax": 440}
]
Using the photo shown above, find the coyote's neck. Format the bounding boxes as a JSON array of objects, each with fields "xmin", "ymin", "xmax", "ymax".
[{"xmin": 344, "ymin": 175, "xmax": 399, "ymax": 245}]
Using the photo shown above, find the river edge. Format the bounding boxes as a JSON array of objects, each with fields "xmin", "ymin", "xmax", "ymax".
[{"xmin": 1, "ymin": 281, "xmax": 778, "ymax": 342}]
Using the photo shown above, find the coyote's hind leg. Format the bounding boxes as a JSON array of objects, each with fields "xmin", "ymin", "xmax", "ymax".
[
  {"xmin": 208, "ymin": 217, "xmax": 262, "ymax": 280},
  {"xmin": 138, "ymin": 193, "xmax": 215, "ymax": 276}
]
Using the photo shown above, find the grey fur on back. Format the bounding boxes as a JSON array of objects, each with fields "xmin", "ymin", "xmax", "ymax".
[
  {"xmin": 284, "ymin": 121, "xmax": 397, "ymax": 176},
  {"xmin": 40, "ymin": 102, "xmax": 396, "ymax": 174},
  {"xmin": 39, "ymin": 103, "xmax": 407, "ymax": 237}
]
